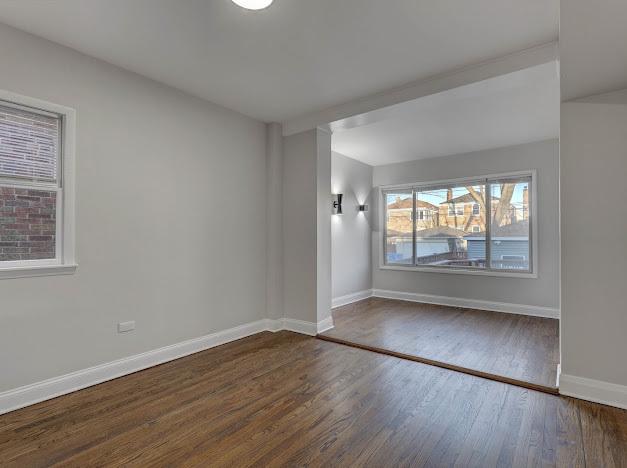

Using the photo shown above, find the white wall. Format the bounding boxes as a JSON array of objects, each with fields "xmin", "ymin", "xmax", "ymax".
[
  {"xmin": 0, "ymin": 24, "xmax": 266, "ymax": 392},
  {"xmin": 560, "ymin": 90, "xmax": 627, "ymax": 394},
  {"xmin": 372, "ymin": 140, "xmax": 560, "ymax": 310},
  {"xmin": 331, "ymin": 152, "xmax": 373, "ymax": 299}
]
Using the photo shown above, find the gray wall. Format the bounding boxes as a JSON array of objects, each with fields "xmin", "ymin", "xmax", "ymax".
[
  {"xmin": 282, "ymin": 129, "xmax": 332, "ymax": 324},
  {"xmin": 316, "ymin": 129, "xmax": 332, "ymax": 323},
  {"xmin": 282, "ymin": 130, "xmax": 318, "ymax": 323},
  {"xmin": 561, "ymin": 90, "xmax": 627, "ymax": 386},
  {"xmin": 331, "ymin": 152, "xmax": 373, "ymax": 298},
  {"xmin": 372, "ymin": 139, "xmax": 560, "ymax": 309},
  {"xmin": 0, "ymin": 24, "xmax": 267, "ymax": 392},
  {"xmin": 265, "ymin": 123, "xmax": 284, "ymax": 320}
]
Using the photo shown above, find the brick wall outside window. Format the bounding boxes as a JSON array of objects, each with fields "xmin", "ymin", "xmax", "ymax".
[{"xmin": 0, "ymin": 187, "xmax": 56, "ymax": 261}]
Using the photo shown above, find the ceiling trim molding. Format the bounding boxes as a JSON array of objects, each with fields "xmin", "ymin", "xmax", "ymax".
[
  {"xmin": 566, "ymin": 86, "xmax": 627, "ymax": 104},
  {"xmin": 316, "ymin": 124, "xmax": 332, "ymax": 135},
  {"xmin": 282, "ymin": 41, "xmax": 558, "ymax": 136}
]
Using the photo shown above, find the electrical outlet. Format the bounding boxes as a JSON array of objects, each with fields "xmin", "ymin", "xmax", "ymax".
[{"xmin": 118, "ymin": 321, "xmax": 135, "ymax": 333}]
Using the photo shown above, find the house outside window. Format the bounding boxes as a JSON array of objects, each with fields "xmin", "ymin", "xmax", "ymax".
[
  {"xmin": 448, "ymin": 204, "xmax": 463, "ymax": 216},
  {"xmin": 382, "ymin": 172, "xmax": 535, "ymax": 276}
]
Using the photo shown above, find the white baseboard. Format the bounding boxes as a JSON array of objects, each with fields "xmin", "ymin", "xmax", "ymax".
[
  {"xmin": 316, "ymin": 316, "xmax": 335, "ymax": 334},
  {"xmin": 263, "ymin": 317, "xmax": 284, "ymax": 333},
  {"xmin": 332, "ymin": 289, "xmax": 373, "ymax": 308},
  {"xmin": 0, "ymin": 316, "xmax": 325, "ymax": 415},
  {"xmin": 280, "ymin": 316, "xmax": 334, "ymax": 335},
  {"xmin": 371, "ymin": 289, "xmax": 560, "ymax": 319},
  {"xmin": 560, "ymin": 374, "xmax": 627, "ymax": 410},
  {"xmin": 282, "ymin": 318, "xmax": 318, "ymax": 336}
]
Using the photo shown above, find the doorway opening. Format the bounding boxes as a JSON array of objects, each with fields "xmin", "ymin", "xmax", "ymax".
[{"xmin": 322, "ymin": 61, "xmax": 560, "ymax": 392}]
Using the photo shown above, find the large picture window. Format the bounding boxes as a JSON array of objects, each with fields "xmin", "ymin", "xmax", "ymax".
[
  {"xmin": 0, "ymin": 92, "xmax": 76, "ymax": 279},
  {"xmin": 383, "ymin": 173, "xmax": 534, "ymax": 275}
]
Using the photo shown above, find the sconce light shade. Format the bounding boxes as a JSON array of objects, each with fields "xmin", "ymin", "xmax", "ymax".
[
  {"xmin": 358, "ymin": 204, "xmax": 369, "ymax": 212},
  {"xmin": 332, "ymin": 194, "xmax": 343, "ymax": 215}
]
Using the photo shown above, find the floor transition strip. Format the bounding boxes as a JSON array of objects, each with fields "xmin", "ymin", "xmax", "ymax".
[{"xmin": 316, "ymin": 334, "xmax": 559, "ymax": 395}]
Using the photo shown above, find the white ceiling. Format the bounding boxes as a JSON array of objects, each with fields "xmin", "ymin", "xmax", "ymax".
[
  {"xmin": 0, "ymin": 0, "xmax": 558, "ymax": 122},
  {"xmin": 331, "ymin": 62, "xmax": 559, "ymax": 166},
  {"xmin": 560, "ymin": 0, "xmax": 627, "ymax": 100}
]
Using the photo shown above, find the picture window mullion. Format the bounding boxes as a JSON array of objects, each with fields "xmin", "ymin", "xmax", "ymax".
[{"xmin": 485, "ymin": 181, "xmax": 492, "ymax": 271}]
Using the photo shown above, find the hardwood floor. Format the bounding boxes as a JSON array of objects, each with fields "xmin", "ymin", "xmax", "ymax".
[
  {"xmin": 321, "ymin": 297, "xmax": 560, "ymax": 391},
  {"xmin": 1, "ymin": 331, "xmax": 626, "ymax": 467}
]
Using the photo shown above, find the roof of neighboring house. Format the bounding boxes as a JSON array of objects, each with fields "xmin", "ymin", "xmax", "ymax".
[
  {"xmin": 465, "ymin": 219, "xmax": 529, "ymax": 238},
  {"xmin": 444, "ymin": 193, "xmax": 499, "ymax": 204},
  {"xmin": 419, "ymin": 226, "xmax": 467, "ymax": 238},
  {"xmin": 417, "ymin": 200, "xmax": 438, "ymax": 210},
  {"xmin": 387, "ymin": 198, "xmax": 437, "ymax": 210},
  {"xmin": 388, "ymin": 226, "xmax": 466, "ymax": 238}
]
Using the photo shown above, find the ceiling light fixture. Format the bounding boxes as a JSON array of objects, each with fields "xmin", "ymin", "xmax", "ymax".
[{"xmin": 232, "ymin": 0, "xmax": 273, "ymax": 10}]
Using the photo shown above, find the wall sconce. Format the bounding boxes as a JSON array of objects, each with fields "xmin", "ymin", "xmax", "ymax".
[
  {"xmin": 358, "ymin": 204, "xmax": 369, "ymax": 212},
  {"xmin": 332, "ymin": 194, "xmax": 343, "ymax": 215}
]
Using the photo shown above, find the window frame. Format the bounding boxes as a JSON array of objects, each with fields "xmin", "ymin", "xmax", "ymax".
[
  {"xmin": 379, "ymin": 170, "xmax": 537, "ymax": 278},
  {"xmin": 0, "ymin": 90, "xmax": 77, "ymax": 279}
]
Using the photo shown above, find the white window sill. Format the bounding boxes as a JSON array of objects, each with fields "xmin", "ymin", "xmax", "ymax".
[
  {"xmin": 379, "ymin": 264, "xmax": 537, "ymax": 279},
  {"xmin": 0, "ymin": 264, "xmax": 78, "ymax": 280}
]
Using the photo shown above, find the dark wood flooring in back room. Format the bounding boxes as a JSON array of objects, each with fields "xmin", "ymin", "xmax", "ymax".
[
  {"xmin": 1, "ymin": 331, "xmax": 626, "ymax": 467},
  {"xmin": 320, "ymin": 297, "xmax": 560, "ymax": 391}
]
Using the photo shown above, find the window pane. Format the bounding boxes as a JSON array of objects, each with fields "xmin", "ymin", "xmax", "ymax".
[
  {"xmin": 0, "ymin": 104, "xmax": 60, "ymax": 183},
  {"xmin": 0, "ymin": 186, "xmax": 56, "ymax": 261},
  {"xmin": 414, "ymin": 184, "xmax": 486, "ymax": 268},
  {"xmin": 384, "ymin": 191, "xmax": 413, "ymax": 264},
  {"xmin": 489, "ymin": 177, "xmax": 531, "ymax": 270}
]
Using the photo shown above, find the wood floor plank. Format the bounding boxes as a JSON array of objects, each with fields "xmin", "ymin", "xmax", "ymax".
[
  {"xmin": 1, "ymin": 331, "xmax": 626, "ymax": 467},
  {"xmin": 321, "ymin": 297, "xmax": 560, "ymax": 389},
  {"xmin": 556, "ymin": 397, "xmax": 586, "ymax": 468},
  {"xmin": 578, "ymin": 399, "xmax": 627, "ymax": 467}
]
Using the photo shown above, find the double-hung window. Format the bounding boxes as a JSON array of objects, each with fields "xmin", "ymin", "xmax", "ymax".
[
  {"xmin": 0, "ymin": 92, "xmax": 76, "ymax": 279},
  {"xmin": 382, "ymin": 172, "xmax": 535, "ymax": 276}
]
